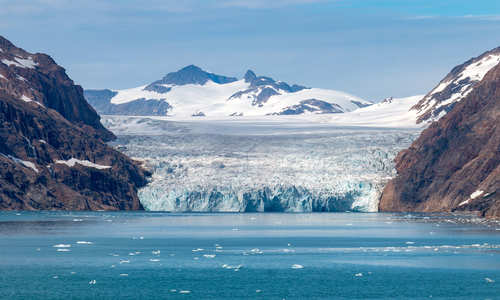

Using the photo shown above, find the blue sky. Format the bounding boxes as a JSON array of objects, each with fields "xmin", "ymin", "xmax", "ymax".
[{"xmin": 1, "ymin": 0, "xmax": 499, "ymax": 100}]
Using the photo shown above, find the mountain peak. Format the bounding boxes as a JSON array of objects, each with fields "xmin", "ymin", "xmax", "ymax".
[
  {"xmin": 145, "ymin": 65, "xmax": 238, "ymax": 90},
  {"xmin": 180, "ymin": 64, "xmax": 204, "ymax": 72},
  {"xmin": 244, "ymin": 70, "xmax": 257, "ymax": 82}
]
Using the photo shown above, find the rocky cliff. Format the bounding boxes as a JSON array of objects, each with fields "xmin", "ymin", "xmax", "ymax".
[
  {"xmin": 379, "ymin": 62, "xmax": 500, "ymax": 218},
  {"xmin": 0, "ymin": 36, "xmax": 149, "ymax": 210}
]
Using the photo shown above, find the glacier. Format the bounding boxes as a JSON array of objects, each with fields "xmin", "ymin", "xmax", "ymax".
[{"xmin": 104, "ymin": 116, "xmax": 421, "ymax": 212}]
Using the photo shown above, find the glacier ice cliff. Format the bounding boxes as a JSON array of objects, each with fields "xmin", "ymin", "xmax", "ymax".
[{"xmin": 104, "ymin": 116, "xmax": 421, "ymax": 212}]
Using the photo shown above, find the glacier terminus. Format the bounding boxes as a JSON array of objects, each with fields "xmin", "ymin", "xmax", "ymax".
[{"xmin": 104, "ymin": 116, "xmax": 421, "ymax": 212}]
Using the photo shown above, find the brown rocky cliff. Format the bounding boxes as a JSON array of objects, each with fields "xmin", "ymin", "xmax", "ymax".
[
  {"xmin": 0, "ymin": 36, "xmax": 149, "ymax": 210},
  {"xmin": 379, "ymin": 63, "xmax": 500, "ymax": 218},
  {"xmin": 0, "ymin": 36, "xmax": 113, "ymax": 141}
]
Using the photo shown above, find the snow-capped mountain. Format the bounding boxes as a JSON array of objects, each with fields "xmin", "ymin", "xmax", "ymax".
[
  {"xmin": 85, "ymin": 65, "xmax": 371, "ymax": 118},
  {"xmin": 412, "ymin": 47, "xmax": 500, "ymax": 123}
]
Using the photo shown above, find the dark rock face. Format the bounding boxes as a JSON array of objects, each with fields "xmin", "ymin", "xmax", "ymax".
[
  {"xmin": 274, "ymin": 99, "xmax": 343, "ymax": 115},
  {"xmin": 84, "ymin": 89, "xmax": 172, "ymax": 116},
  {"xmin": 0, "ymin": 36, "xmax": 149, "ymax": 210},
  {"xmin": 144, "ymin": 65, "xmax": 237, "ymax": 91},
  {"xmin": 229, "ymin": 69, "xmax": 309, "ymax": 105},
  {"xmin": 0, "ymin": 36, "xmax": 114, "ymax": 142},
  {"xmin": 379, "ymin": 63, "xmax": 500, "ymax": 218}
]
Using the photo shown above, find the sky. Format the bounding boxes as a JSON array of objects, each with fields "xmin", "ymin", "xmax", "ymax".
[{"xmin": 1, "ymin": 0, "xmax": 500, "ymax": 101}]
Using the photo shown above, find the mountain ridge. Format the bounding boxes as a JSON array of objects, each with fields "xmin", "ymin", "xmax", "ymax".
[
  {"xmin": 85, "ymin": 65, "xmax": 370, "ymax": 117},
  {"xmin": 0, "ymin": 35, "xmax": 149, "ymax": 210},
  {"xmin": 380, "ymin": 60, "xmax": 500, "ymax": 218}
]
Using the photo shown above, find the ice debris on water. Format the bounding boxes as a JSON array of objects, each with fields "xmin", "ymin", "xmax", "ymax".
[
  {"xmin": 53, "ymin": 244, "xmax": 71, "ymax": 248},
  {"xmin": 222, "ymin": 264, "xmax": 242, "ymax": 270},
  {"xmin": 89, "ymin": 280, "xmax": 96, "ymax": 285},
  {"xmin": 485, "ymin": 278, "xmax": 495, "ymax": 283},
  {"xmin": 354, "ymin": 273, "xmax": 363, "ymax": 277},
  {"xmin": 291, "ymin": 264, "xmax": 304, "ymax": 269}
]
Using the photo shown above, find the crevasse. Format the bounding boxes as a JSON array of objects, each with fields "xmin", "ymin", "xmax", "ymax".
[{"xmin": 105, "ymin": 116, "xmax": 420, "ymax": 212}]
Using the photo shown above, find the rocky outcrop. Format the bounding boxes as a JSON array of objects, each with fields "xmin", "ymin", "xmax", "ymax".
[
  {"xmin": 272, "ymin": 99, "xmax": 343, "ymax": 115},
  {"xmin": 228, "ymin": 69, "xmax": 308, "ymax": 106},
  {"xmin": 0, "ymin": 36, "xmax": 149, "ymax": 210},
  {"xmin": 379, "ymin": 62, "xmax": 500, "ymax": 218}
]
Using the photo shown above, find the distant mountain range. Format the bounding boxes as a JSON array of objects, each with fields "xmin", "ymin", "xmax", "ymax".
[{"xmin": 84, "ymin": 65, "xmax": 371, "ymax": 118}]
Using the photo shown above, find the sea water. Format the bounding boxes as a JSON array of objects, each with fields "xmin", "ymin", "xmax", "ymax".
[{"xmin": 0, "ymin": 212, "xmax": 498, "ymax": 299}]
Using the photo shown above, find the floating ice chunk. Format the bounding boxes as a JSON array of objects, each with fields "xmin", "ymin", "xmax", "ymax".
[
  {"xmin": 52, "ymin": 276, "xmax": 59, "ymax": 279},
  {"xmin": 57, "ymin": 249, "xmax": 71, "ymax": 252},
  {"xmin": 89, "ymin": 280, "xmax": 96, "ymax": 285},
  {"xmin": 203, "ymin": 254, "xmax": 216, "ymax": 258},
  {"xmin": 179, "ymin": 290, "xmax": 191, "ymax": 294},
  {"xmin": 149, "ymin": 259, "xmax": 160, "ymax": 262},
  {"xmin": 222, "ymin": 264, "xmax": 243, "ymax": 270},
  {"xmin": 291, "ymin": 264, "xmax": 304, "ymax": 269},
  {"xmin": 76, "ymin": 241, "xmax": 93, "ymax": 245},
  {"xmin": 152, "ymin": 250, "xmax": 161, "ymax": 255},
  {"xmin": 192, "ymin": 248, "xmax": 204, "ymax": 252},
  {"xmin": 256, "ymin": 290, "xmax": 262, "ymax": 293},
  {"xmin": 120, "ymin": 274, "xmax": 129, "ymax": 277},
  {"xmin": 485, "ymin": 278, "xmax": 495, "ymax": 283},
  {"xmin": 250, "ymin": 248, "xmax": 263, "ymax": 254},
  {"xmin": 120, "ymin": 259, "xmax": 130, "ymax": 264},
  {"xmin": 53, "ymin": 244, "xmax": 71, "ymax": 248},
  {"xmin": 354, "ymin": 273, "xmax": 363, "ymax": 277},
  {"xmin": 55, "ymin": 158, "xmax": 111, "ymax": 170},
  {"xmin": 405, "ymin": 241, "xmax": 415, "ymax": 245},
  {"xmin": 72, "ymin": 218, "xmax": 83, "ymax": 222}
]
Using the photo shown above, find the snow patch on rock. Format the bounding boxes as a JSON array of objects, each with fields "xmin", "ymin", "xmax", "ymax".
[{"xmin": 55, "ymin": 158, "xmax": 111, "ymax": 170}]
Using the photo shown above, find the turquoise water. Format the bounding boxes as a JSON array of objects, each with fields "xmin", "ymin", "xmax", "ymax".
[{"xmin": 0, "ymin": 212, "xmax": 499, "ymax": 299}]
